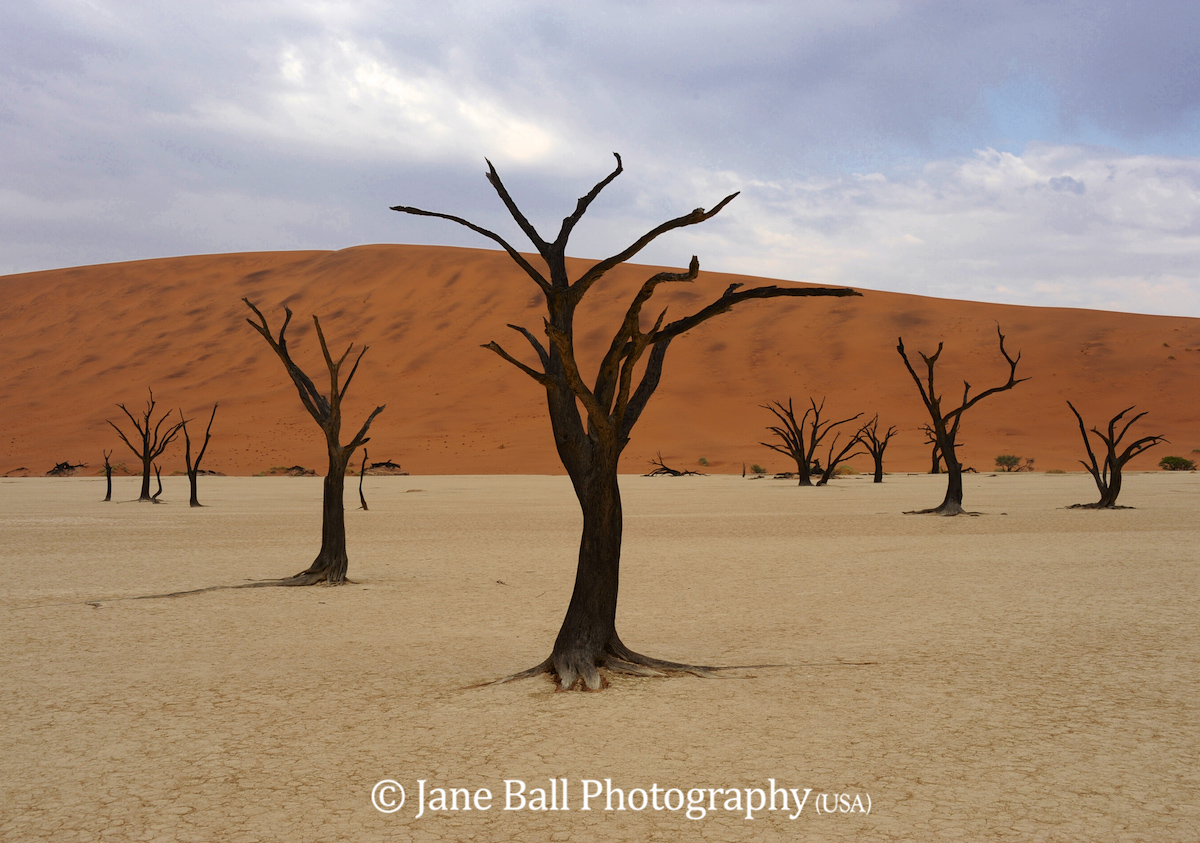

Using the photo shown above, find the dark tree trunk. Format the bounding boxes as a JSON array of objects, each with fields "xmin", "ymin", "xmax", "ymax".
[
  {"xmin": 103, "ymin": 450, "xmax": 113, "ymax": 502},
  {"xmin": 358, "ymin": 449, "xmax": 369, "ymax": 511},
  {"xmin": 139, "ymin": 453, "xmax": 153, "ymax": 501},
  {"xmin": 291, "ymin": 447, "xmax": 351, "ymax": 584},
  {"xmin": 551, "ymin": 461, "xmax": 622, "ymax": 689}
]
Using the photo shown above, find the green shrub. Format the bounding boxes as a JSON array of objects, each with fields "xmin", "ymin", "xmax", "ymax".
[
  {"xmin": 698, "ymin": 457, "xmax": 709, "ymax": 466},
  {"xmin": 750, "ymin": 464, "xmax": 766, "ymax": 475},
  {"xmin": 1159, "ymin": 455, "xmax": 1197, "ymax": 471},
  {"xmin": 995, "ymin": 455, "xmax": 1034, "ymax": 472}
]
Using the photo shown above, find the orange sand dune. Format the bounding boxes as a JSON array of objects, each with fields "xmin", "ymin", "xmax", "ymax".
[{"xmin": 1, "ymin": 245, "xmax": 1197, "ymax": 477}]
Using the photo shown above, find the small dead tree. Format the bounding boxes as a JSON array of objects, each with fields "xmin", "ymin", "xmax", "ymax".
[
  {"xmin": 816, "ymin": 422, "xmax": 867, "ymax": 485},
  {"xmin": 860, "ymin": 416, "xmax": 897, "ymax": 483},
  {"xmin": 920, "ymin": 423, "xmax": 944, "ymax": 474},
  {"xmin": 762, "ymin": 398, "xmax": 862, "ymax": 487},
  {"xmin": 151, "ymin": 464, "xmax": 164, "ymax": 501},
  {"xmin": 897, "ymin": 326, "xmax": 1028, "ymax": 515},
  {"xmin": 107, "ymin": 389, "xmax": 185, "ymax": 501},
  {"xmin": 244, "ymin": 300, "xmax": 385, "ymax": 584},
  {"xmin": 1067, "ymin": 402, "xmax": 1165, "ymax": 509},
  {"xmin": 393, "ymin": 154, "xmax": 859, "ymax": 689},
  {"xmin": 102, "ymin": 449, "xmax": 113, "ymax": 501},
  {"xmin": 646, "ymin": 452, "xmax": 703, "ymax": 476},
  {"xmin": 46, "ymin": 460, "xmax": 86, "ymax": 476},
  {"xmin": 179, "ymin": 403, "xmax": 217, "ymax": 507},
  {"xmin": 358, "ymin": 448, "xmax": 369, "ymax": 511}
]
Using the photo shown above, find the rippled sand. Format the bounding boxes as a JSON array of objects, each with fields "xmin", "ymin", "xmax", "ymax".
[{"xmin": 2, "ymin": 472, "xmax": 1197, "ymax": 841}]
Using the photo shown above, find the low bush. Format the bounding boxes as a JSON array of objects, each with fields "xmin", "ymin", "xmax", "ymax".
[{"xmin": 1159, "ymin": 455, "xmax": 1197, "ymax": 471}]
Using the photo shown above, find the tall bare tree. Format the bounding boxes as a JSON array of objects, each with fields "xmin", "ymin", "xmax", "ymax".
[
  {"xmin": 860, "ymin": 416, "xmax": 897, "ymax": 483},
  {"xmin": 106, "ymin": 389, "xmax": 185, "ymax": 501},
  {"xmin": 1067, "ymin": 402, "xmax": 1165, "ymax": 509},
  {"xmin": 897, "ymin": 326, "xmax": 1028, "ymax": 515},
  {"xmin": 179, "ymin": 403, "xmax": 218, "ymax": 507},
  {"xmin": 762, "ymin": 397, "xmax": 862, "ymax": 486},
  {"xmin": 393, "ymin": 154, "xmax": 859, "ymax": 689},
  {"xmin": 244, "ymin": 300, "xmax": 385, "ymax": 584}
]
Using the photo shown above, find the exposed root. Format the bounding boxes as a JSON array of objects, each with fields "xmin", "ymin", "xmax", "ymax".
[
  {"xmin": 904, "ymin": 504, "xmax": 980, "ymax": 516},
  {"xmin": 1066, "ymin": 502, "xmax": 1134, "ymax": 510},
  {"xmin": 472, "ymin": 639, "xmax": 784, "ymax": 691}
]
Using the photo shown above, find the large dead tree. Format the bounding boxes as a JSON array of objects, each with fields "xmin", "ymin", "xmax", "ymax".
[
  {"xmin": 244, "ymin": 300, "xmax": 385, "ymax": 584},
  {"xmin": 762, "ymin": 398, "xmax": 862, "ymax": 487},
  {"xmin": 106, "ymin": 389, "xmax": 185, "ymax": 502},
  {"xmin": 179, "ymin": 403, "xmax": 217, "ymax": 507},
  {"xmin": 897, "ymin": 326, "xmax": 1028, "ymax": 515},
  {"xmin": 393, "ymin": 154, "xmax": 859, "ymax": 690},
  {"xmin": 1067, "ymin": 402, "xmax": 1165, "ymax": 509},
  {"xmin": 860, "ymin": 416, "xmax": 897, "ymax": 483}
]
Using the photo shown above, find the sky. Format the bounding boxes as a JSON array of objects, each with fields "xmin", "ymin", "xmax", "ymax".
[{"xmin": 3, "ymin": 1, "xmax": 1200, "ymax": 316}]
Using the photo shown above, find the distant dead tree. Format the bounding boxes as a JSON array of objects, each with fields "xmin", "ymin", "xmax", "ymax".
[
  {"xmin": 46, "ymin": 460, "xmax": 86, "ymax": 476},
  {"xmin": 393, "ymin": 154, "xmax": 859, "ymax": 690},
  {"xmin": 1067, "ymin": 402, "xmax": 1165, "ymax": 509},
  {"xmin": 897, "ymin": 326, "xmax": 1028, "ymax": 515},
  {"xmin": 920, "ymin": 423, "xmax": 944, "ymax": 474},
  {"xmin": 179, "ymin": 403, "xmax": 217, "ymax": 507},
  {"xmin": 816, "ymin": 421, "xmax": 868, "ymax": 485},
  {"xmin": 244, "ymin": 299, "xmax": 385, "ymax": 584},
  {"xmin": 106, "ymin": 389, "xmax": 185, "ymax": 502},
  {"xmin": 646, "ymin": 452, "xmax": 704, "ymax": 476},
  {"xmin": 762, "ymin": 398, "xmax": 862, "ymax": 487},
  {"xmin": 859, "ymin": 416, "xmax": 897, "ymax": 483},
  {"xmin": 102, "ymin": 449, "xmax": 113, "ymax": 501},
  {"xmin": 358, "ymin": 448, "xmax": 369, "ymax": 511}
]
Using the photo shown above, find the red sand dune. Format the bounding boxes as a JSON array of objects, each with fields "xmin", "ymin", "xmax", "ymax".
[{"xmin": 1, "ymin": 244, "xmax": 1197, "ymax": 477}]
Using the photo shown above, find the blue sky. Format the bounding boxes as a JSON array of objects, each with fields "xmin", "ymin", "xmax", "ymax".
[{"xmin": 3, "ymin": 1, "xmax": 1200, "ymax": 315}]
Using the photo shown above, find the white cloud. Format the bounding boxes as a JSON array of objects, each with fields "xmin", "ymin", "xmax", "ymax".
[
  {"xmin": 176, "ymin": 37, "xmax": 575, "ymax": 168},
  {"xmin": 609, "ymin": 145, "xmax": 1200, "ymax": 316}
]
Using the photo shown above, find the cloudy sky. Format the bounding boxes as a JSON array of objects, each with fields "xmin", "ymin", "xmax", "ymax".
[{"xmin": 4, "ymin": 1, "xmax": 1200, "ymax": 315}]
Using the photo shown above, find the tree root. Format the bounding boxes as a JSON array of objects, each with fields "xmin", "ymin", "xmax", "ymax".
[
  {"xmin": 476, "ymin": 638, "xmax": 786, "ymax": 691},
  {"xmin": 1066, "ymin": 502, "xmax": 1134, "ymax": 510},
  {"xmin": 903, "ymin": 504, "xmax": 981, "ymax": 516}
]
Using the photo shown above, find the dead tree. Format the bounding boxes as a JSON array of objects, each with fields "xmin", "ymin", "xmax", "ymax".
[
  {"xmin": 393, "ymin": 154, "xmax": 859, "ymax": 690},
  {"xmin": 897, "ymin": 326, "xmax": 1028, "ymax": 515},
  {"xmin": 860, "ymin": 416, "xmax": 897, "ymax": 483},
  {"xmin": 179, "ymin": 403, "xmax": 217, "ymax": 507},
  {"xmin": 920, "ymin": 424, "xmax": 944, "ymax": 474},
  {"xmin": 46, "ymin": 460, "xmax": 86, "ymax": 476},
  {"xmin": 244, "ymin": 299, "xmax": 385, "ymax": 584},
  {"xmin": 106, "ymin": 389, "xmax": 185, "ymax": 501},
  {"xmin": 102, "ymin": 450, "xmax": 113, "ymax": 501},
  {"xmin": 1067, "ymin": 402, "xmax": 1165, "ymax": 509},
  {"xmin": 816, "ymin": 422, "xmax": 867, "ymax": 485},
  {"xmin": 151, "ymin": 464, "xmax": 164, "ymax": 501},
  {"xmin": 358, "ymin": 448, "xmax": 369, "ymax": 511},
  {"xmin": 762, "ymin": 398, "xmax": 861, "ymax": 486},
  {"xmin": 646, "ymin": 452, "xmax": 704, "ymax": 476}
]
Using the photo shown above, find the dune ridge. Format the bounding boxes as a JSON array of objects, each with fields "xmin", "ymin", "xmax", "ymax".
[{"xmin": 2, "ymin": 244, "xmax": 1197, "ymax": 477}]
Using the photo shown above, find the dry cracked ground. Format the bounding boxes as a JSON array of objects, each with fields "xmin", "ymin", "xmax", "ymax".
[{"xmin": 2, "ymin": 472, "xmax": 1197, "ymax": 842}]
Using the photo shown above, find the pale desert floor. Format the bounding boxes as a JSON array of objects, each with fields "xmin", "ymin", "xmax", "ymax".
[{"xmin": 1, "ymin": 472, "xmax": 1197, "ymax": 842}]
